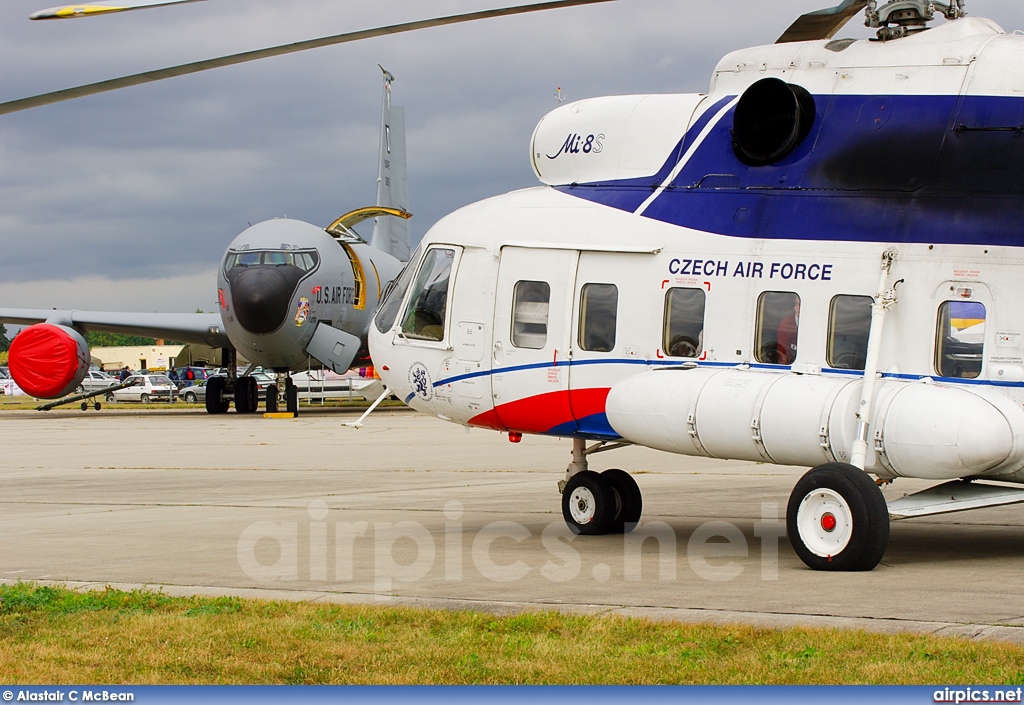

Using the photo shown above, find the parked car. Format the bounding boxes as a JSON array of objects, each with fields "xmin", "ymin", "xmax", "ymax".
[
  {"xmin": 171, "ymin": 366, "xmax": 209, "ymax": 389},
  {"xmin": 105, "ymin": 374, "xmax": 176, "ymax": 403},
  {"xmin": 177, "ymin": 380, "xmax": 208, "ymax": 404},
  {"xmin": 78, "ymin": 370, "xmax": 120, "ymax": 394}
]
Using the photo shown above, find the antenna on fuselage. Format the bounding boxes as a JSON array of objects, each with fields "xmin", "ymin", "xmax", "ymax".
[{"xmin": 368, "ymin": 65, "xmax": 411, "ymax": 263}]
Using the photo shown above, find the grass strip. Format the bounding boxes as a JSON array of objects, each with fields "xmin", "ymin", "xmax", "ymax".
[{"xmin": 2, "ymin": 583, "xmax": 1023, "ymax": 684}]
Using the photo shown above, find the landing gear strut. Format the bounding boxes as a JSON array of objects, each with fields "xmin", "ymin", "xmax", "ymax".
[{"xmin": 559, "ymin": 438, "xmax": 641, "ymax": 535}]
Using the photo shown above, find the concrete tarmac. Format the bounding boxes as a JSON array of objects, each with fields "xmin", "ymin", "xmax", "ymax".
[{"xmin": 3, "ymin": 407, "xmax": 1024, "ymax": 643}]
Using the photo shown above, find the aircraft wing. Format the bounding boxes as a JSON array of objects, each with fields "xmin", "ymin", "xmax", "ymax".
[{"xmin": 0, "ymin": 308, "xmax": 230, "ymax": 348}]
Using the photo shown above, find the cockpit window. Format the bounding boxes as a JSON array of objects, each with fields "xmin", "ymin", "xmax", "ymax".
[
  {"xmin": 264, "ymin": 252, "xmax": 293, "ymax": 266},
  {"xmin": 373, "ymin": 245, "xmax": 422, "ymax": 334},
  {"xmin": 234, "ymin": 252, "xmax": 262, "ymax": 267},
  {"xmin": 227, "ymin": 250, "xmax": 319, "ymax": 272},
  {"xmin": 400, "ymin": 247, "xmax": 457, "ymax": 342}
]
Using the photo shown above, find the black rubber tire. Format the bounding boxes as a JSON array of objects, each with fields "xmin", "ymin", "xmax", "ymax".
[
  {"xmin": 80, "ymin": 402, "xmax": 88, "ymax": 411},
  {"xmin": 94, "ymin": 402, "xmax": 101, "ymax": 411},
  {"xmin": 562, "ymin": 470, "xmax": 615, "ymax": 535},
  {"xmin": 786, "ymin": 462, "xmax": 889, "ymax": 571},
  {"xmin": 265, "ymin": 384, "xmax": 278, "ymax": 413},
  {"xmin": 602, "ymin": 468, "xmax": 643, "ymax": 534},
  {"xmin": 140, "ymin": 393, "xmax": 150, "ymax": 403},
  {"xmin": 233, "ymin": 378, "xmax": 248, "ymax": 413},
  {"xmin": 235, "ymin": 377, "xmax": 257, "ymax": 414},
  {"xmin": 285, "ymin": 378, "xmax": 298, "ymax": 416},
  {"xmin": 105, "ymin": 393, "xmax": 115, "ymax": 403},
  {"xmin": 205, "ymin": 377, "xmax": 229, "ymax": 414},
  {"xmin": 184, "ymin": 391, "xmax": 197, "ymax": 404},
  {"xmin": 246, "ymin": 377, "xmax": 260, "ymax": 413}
]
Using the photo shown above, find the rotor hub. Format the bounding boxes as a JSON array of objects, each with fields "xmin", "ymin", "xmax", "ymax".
[{"xmin": 865, "ymin": 0, "xmax": 966, "ymax": 40}]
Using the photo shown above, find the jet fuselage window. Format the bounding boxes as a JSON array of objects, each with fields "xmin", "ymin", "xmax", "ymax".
[
  {"xmin": 400, "ymin": 247, "xmax": 456, "ymax": 342},
  {"xmin": 663, "ymin": 287, "xmax": 705, "ymax": 358},
  {"xmin": 755, "ymin": 291, "xmax": 800, "ymax": 364},
  {"xmin": 579, "ymin": 283, "xmax": 618, "ymax": 353},
  {"xmin": 827, "ymin": 295, "xmax": 872, "ymax": 370},
  {"xmin": 935, "ymin": 300, "xmax": 985, "ymax": 379},
  {"xmin": 512, "ymin": 281, "xmax": 551, "ymax": 349}
]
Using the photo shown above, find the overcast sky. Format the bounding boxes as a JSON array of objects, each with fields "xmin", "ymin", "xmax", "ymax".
[{"xmin": 3, "ymin": 0, "xmax": 1024, "ymax": 319}]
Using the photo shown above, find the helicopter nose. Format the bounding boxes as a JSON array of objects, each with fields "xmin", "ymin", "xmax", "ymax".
[{"xmin": 230, "ymin": 267, "xmax": 297, "ymax": 335}]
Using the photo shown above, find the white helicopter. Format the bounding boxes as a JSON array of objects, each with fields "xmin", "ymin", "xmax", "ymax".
[{"xmin": 369, "ymin": 0, "xmax": 1024, "ymax": 571}]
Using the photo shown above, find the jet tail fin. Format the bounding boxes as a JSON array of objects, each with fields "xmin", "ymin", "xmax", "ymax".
[{"xmin": 369, "ymin": 66, "xmax": 411, "ymax": 262}]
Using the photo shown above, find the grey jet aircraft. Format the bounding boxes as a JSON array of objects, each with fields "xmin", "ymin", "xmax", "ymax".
[{"xmin": 1, "ymin": 68, "xmax": 410, "ymax": 416}]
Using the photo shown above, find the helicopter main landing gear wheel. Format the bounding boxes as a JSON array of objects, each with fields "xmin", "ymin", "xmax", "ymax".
[{"xmin": 786, "ymin": 462, "xmax": 889, "ymax": 571}]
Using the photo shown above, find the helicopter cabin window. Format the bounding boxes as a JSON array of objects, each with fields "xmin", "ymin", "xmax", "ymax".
[
  {"xmin": 935, "ymin": 301, "xmax": 986, "ymax": 379},
  {"xmin": 755, "ymin": 291, "xmax": 800, "ymax": 364},
  {"xmin": 400, "ymin": 246, "xmax": 457, "ymax": 342},
  {"xmin": 663, "ymin": 287, "xmax": 705, "ymax": 358},
  {"xmin": 579, "ymin": 283, "xmax": 618, "ymax": 353},
  {"xmin": 827, "ymin": 295, "xmax": 872, "ymax": 370},
  {"xmin": 512, "ymin": 281, "xmax": 551, "ymax": 349}
]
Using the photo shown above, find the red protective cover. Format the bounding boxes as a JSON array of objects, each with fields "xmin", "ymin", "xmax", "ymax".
[{"xmin": 9, "ymin": 324, "xmax": 87, "ymax": 398}]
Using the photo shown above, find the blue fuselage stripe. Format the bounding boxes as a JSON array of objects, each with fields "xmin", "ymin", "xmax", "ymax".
[{"xmin": 429, "ymin": 358, "xmax": 1024, "ymax": 390}]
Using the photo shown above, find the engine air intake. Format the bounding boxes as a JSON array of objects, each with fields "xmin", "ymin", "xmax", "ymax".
[{"xmin": 732, "ymin": 78, "xmax": 816, "ymax": 166}]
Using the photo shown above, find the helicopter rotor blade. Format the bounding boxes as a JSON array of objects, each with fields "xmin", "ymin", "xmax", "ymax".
[
  {"xmin": 1, "ymin": 0, "xmax": 617, "ymax": 116},
  {"xmin": 30, "ymin": 0, "xmax": 207, "ymax": 21},
  {"xmin": 776, "ymin": 0, "xmax": 868, "ymax": 43}
]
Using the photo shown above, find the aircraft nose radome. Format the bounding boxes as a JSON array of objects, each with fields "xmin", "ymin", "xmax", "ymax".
[{"xmin": 230, "ymin": 267, "xmax": 295, "ymax": 335}]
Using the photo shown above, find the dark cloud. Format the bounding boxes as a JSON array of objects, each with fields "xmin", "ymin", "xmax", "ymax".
[{"xmin": 2, "ymin": 0, "xmax": 1024, "ymax": 307}]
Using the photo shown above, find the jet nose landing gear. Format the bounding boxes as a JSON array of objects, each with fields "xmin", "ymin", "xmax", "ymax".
[{"xmin": 264, "ymin": 373, "xmax": 299, "ymax": 417}]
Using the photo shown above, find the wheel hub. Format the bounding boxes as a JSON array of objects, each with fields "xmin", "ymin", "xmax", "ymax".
[
  {"xmin": 797, "ymin": 489, "xmax": 853, "ymax": 558},
  {"xmin": 568, "ymin": 487, "xmax": 597, "ymax": 524}
]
